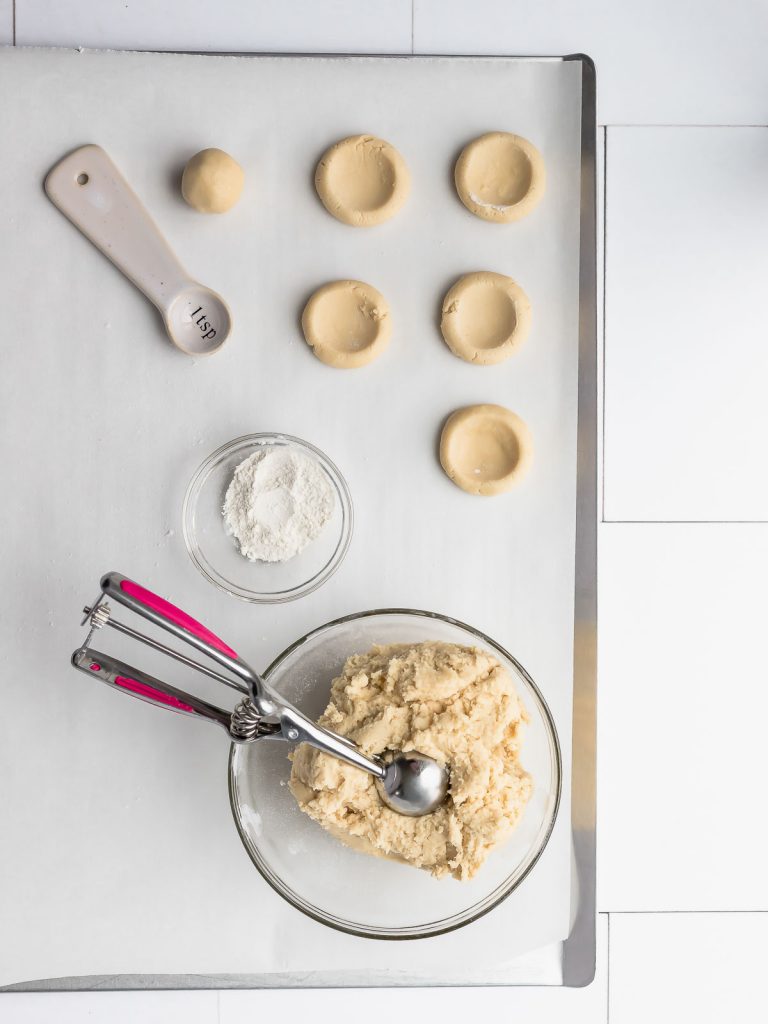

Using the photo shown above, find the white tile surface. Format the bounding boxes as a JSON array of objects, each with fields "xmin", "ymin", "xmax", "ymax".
[
  {"xmin": 220, "ymin": 917, "xmax": 608, "ymax": 1022},
  {"xmin": 413, "ymin": 0, "xmax": 768, "ymax": 126},
  {"xmin": 603, "ymin": 127, "xmax": 768, "ymax": 522},
  {"xmin": 598, "ymin": 523, "xmax": 768, "ymax": 911},
  {"xmin": 0, "ymin": 991, "xmax": 218, "ymax": 1023},
  {"xmin": 610, "ymin": 913, "xmax": 768, "ymax": 1024},
  {"xmin": 0, "ymin": 0, "xmax": 12, "ymax": 44},
  {"xmin": 15, "ymin": 0, "xmax": 412, "ymax": 53}
]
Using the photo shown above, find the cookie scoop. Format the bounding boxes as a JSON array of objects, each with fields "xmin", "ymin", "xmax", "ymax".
[{"xmin": 72, "ymin": 572, "xmax": 449, "ymax": 817}]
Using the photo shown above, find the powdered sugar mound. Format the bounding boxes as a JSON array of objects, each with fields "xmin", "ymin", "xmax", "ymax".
[{"xmin": 223, "ymin": 447, "xmax": 334, "ymax": 563}]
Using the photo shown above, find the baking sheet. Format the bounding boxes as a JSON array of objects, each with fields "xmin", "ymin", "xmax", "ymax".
[{"xmin": 0, "ymin": 47, "xmax": 586, "ymax": 987}]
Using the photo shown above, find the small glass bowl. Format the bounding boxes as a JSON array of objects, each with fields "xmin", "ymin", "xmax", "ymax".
[
  {"xmin": 183, "ymin": 433, "xmax": 353, "ymax": 604},
  {"xmin": 229, "ymin": 609, "xmax": 562, "ymax": 940}
]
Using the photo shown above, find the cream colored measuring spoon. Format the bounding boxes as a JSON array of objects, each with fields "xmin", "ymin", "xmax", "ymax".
[{"xmin": 45, "ymin": 144, "xmax": 232, "ymax": 355}]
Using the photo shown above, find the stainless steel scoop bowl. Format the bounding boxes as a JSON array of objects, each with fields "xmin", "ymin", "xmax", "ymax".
[
  {"xmin": 376, "ymin": 751, "xmax": 450, "ymax": 816},
  {"xmin": 71, "ymin": 572, "xmax": 449, "ymax": 817}
]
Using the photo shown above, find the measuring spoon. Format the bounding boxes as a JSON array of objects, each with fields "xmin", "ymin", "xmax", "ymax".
[{"xmin": 45, "ymin": 144, "xmax": 232, "ymax": 355}]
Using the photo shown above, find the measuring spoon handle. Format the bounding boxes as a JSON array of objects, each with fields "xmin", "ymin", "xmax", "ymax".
[{"xmin": 44, "ymin": 144, "xmax": 191, "ymax": 311}]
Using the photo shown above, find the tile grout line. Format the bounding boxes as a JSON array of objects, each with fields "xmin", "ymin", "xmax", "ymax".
[
  {"xmin": 606, "ymin": 912, "xmax": 611, "ymax": 1024},
  {"xmin": 600, "ymin": 127, "xmax": 608, "ymax": 523},
  {"xmin": 608, "ymin": 909, "xmax": 768, "ymax": 914},
  {"xmin": 603, "ymin": 520, "xmax": 768, "ymax": 525},
  {"xmin": 12, "ymin": 0, "xmax": 15, "ymax": 45},
  {"xmin": 602, "ymin": 122, "xmax": 768, "ymax": 128},
  {"xmin": 411, "ymin": 0, "xmax": 415, "ymax": 54}
]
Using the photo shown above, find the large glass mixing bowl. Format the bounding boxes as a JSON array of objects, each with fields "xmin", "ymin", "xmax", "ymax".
[{"xmin": 229, "ymin": 610, "xmax": 561, "ymax": 940}]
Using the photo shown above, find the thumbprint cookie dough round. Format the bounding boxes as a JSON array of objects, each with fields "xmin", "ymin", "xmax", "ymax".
[
  {"xmin": 440, "ymin": 404, "xmax": 533, "ymax": 496},
  {"xmin": 301, "ymin": 280, "xmax": 391, "ymax": 368},
  {"xmin": 441, "ymin": 271, "xmax": 531, "ymax": 365},
  {"xmin": 455, "ymin": 132, "xmax": 545, "ymax": 222},
  {"xmin": 315, "ymin": 135, "xmax": 410, "ymax": 226},
  {"xmin": 289, "ymin": 641, "xmax": 533, "ymax": 881}
]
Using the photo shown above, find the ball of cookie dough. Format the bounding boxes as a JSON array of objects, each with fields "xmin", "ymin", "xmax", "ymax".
[
  {"xmin": 440, "ymin": 404, "xmax": 532, "ymax": 496},
  {"xmin": 455, "ymin": 132, "xmax": 545, "ymax": 222},
  {"xmin": 301, "ymin": 280, "xmax": 391, "ymax": 368},
  {"xmin": 181, "ymin": 148, "xmax": 244, "ymax": 213},
  {"xmin": 315, "ymin": 135, "xmax": 410, "ymax": 227}
]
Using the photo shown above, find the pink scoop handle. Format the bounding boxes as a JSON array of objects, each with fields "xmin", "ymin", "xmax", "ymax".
[
  {"xmin": 99, "ymin": 572, "xmax": 265, "ymax": 700},
  {"xmin": 114, "ymin": 674, "xmax": 196, "ymax": 714},
  {"xmin": 103, "ymin": 573, "xmax": 238, "ymax": 660},
  {"xmin": 72, "ymin": 647, "xmax": 234, "ymax": 732}
]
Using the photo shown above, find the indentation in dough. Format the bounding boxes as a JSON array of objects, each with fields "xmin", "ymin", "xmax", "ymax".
[
  {"xmin": 440, "ymin": 272, "xmax": 531, "ymax": 365},
  {"xmin": 301, "ymin": 280, "xmax": 391, "ymax": 368},
  {"xmin": 315, "ymin": 135, "xmax": 410, "ymax": 227},
  {"xmin": 440, "ymin": 404, "xmax": 533, "ymax": 496},
  {"xmin": 455, "ymin": 132, "xmax": 545, "ymax": 222},
  {"xmin": 327, "ymin": 140, "xmax": 396, "ymax": 212}
]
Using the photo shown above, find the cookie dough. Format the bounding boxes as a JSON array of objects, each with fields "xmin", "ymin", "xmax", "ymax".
[
  {"xmin": 440, "ymin": 404, "xmax": 533, "ymax": 496},
  {"xmin": 181, "ymin": 148, "xmax": 244, "ymax": 213},
  {"xmin": 455, "ymin": 132, "xmax": 545, "ymax": 222},
  {"xmin": 315, "ymin": 135, "xmax": 410, "ymax": 226},
  {"xmin": 289, "ymin": 641, "xmax": 532, "ymax": 881},
  {"xmin": 301, "ymin": 280, "xmax": 391, "ymax": 368},
  {"xmin": 441, "ymin": 271, "xmax": 531, "ymax": 364}
]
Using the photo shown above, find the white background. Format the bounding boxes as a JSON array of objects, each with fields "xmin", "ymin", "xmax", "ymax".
[{"xmin": 2, "ymin": 0, "xmax": 768, "ymax": 1021}]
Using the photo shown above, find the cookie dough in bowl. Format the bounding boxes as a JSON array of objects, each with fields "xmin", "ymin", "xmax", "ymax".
[
  {"xmin": 289, "ymin": 641, "xmax": 533, "ymax": 881},
  {"xmin": 455, "ymin": 132, "xmax": 545, "ymax": 222},
  {"xmin": 441, "ymin": 271, "xmax": 531, "ymax": 364},
  {"xmin": 301, "ymin": 279, "xmax": 391, "ymax": 368},
  {"xmin": 229, "ymin": 609, "xmax": 561, "ymax": 939},
  {"xmin": 315, "ymin": 135, "xmax": 410, "ymax": 226},
  {"xmin": 440, "ymin": 404, "xmax": 533, "ymax": 495}
]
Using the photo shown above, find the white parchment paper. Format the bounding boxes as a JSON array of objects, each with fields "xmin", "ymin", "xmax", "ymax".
[{"xmin": 0, "ymin": 47, "xmax": 582, "ymax": 986}]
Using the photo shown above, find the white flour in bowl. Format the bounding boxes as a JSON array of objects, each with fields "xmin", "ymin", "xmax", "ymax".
[{"xmin": 223, "ymin": 447, "xmax": 334, "ymax": 562}]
